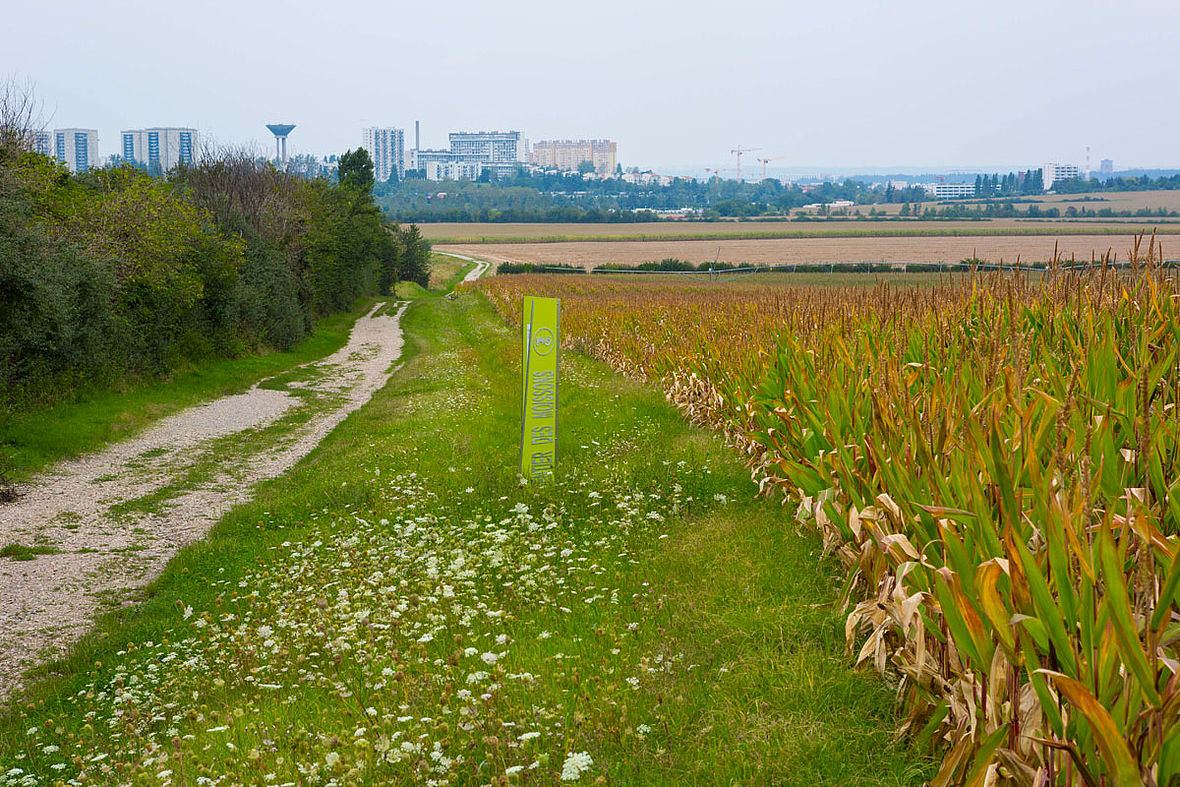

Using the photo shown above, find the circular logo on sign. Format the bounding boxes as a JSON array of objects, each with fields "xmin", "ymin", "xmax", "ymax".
[{"xmin": 532, "ymin": 327, "xmax": 555, "ymax": 356}]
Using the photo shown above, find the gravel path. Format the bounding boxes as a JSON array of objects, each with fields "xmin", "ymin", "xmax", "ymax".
[
  {"xmin": 436, "ymin": 251, "xmax": 491, "ymax": 282},
  {"xmin": 0, "ymin": 301, "xmax": 408, "ymax": 702}
]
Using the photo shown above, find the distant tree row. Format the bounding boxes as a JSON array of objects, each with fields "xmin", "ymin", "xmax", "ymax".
[
  {"xmin": 974, "ymin": 169, "xmax": 1044, "ymax": 196},
  {"xmin": 1049, "ymin": 173, "xmax": 1180, "ymax": 193}
]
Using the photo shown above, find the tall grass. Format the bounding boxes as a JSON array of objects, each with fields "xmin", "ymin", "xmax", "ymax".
[{"xmin": 482, "ymin": 235, "xmax": 1180, "ymax": 785}]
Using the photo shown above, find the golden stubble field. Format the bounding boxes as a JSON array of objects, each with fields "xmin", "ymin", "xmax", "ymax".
[{"xmin": 439, "ymin": 232, "xmax": 1170, "ymax": 269}]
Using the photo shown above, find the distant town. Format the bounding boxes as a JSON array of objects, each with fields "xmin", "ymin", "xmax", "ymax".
[{"xmin": 33, "ymin": 123, "xmax": 1147, "ymax": 196}]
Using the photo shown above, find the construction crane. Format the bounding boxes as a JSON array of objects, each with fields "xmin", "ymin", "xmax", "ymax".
[
  {"xmin": 703, "ymin": 167, "xmax": 731, "ymax": 182},
  {"xmin": 730, "ymin": 146, "xmax": 762, "ymax": 182},
  {"xmin": 756, "ymin": 155, "xmax": 789, "ymax": 181}
]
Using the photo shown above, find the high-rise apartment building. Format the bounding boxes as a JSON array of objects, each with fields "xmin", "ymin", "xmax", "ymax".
[
  {"xmin": 32, "ymin": 131, "xmax": 52, "ymax": 157},
  {"xmin": 1100, "ymin": 158, "xmax": 1114, "ymax": 175},
  {"xmin": 1043, "ymin": 162, "xmax": 1080, "ymax": 191},
  {"xmin": 408, "ymin": 130, "xmax": 529, "ymax": 181},
  {"xmin": 121, "ymin": 127, "xmax": 198, "ymax": 172},
  {"xmin": 53, "ymin": 128, "xmax": 99, "ymax": 173},
  {"xmin": 362, "ymin": 127, "xmax": 405, "ymax": 182},
  {"xmin": 530, "ymin": 139, "xmax": 617, "ymax": 174},
  {"xmin": 448, "ymin": 131, "xmax": 527, "ymax": 164}
]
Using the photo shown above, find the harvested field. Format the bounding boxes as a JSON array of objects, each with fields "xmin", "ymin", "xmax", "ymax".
[
  {"xmin": 1028, "ymin": 188, "xmax": 1180, "ymax": 212},
  {"xmin": 418, "ymin": 216, "xmax": 1180, "ymax": 243},
  {"xmin": 439, "ymin": 231, "xmax": 1170, "ymax": 269}
]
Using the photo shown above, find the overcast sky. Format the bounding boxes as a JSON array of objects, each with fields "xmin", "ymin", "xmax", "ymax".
[{"xmin": 5, "ymin": 0, "xmax": 1178, "ymax": 174}]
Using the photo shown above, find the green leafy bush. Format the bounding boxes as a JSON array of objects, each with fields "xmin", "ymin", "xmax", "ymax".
[{"xmin": 0, "ymin": 144, "xmax": 427, "ymax": 409}]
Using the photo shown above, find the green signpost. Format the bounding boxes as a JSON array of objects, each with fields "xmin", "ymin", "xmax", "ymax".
[{"xmin": 520, "ymin": 296, "xmax": 560, "ymax": 483}]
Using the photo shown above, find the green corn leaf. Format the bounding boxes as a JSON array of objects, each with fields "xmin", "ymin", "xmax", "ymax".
[
  {"xmin": 1098, "ymin": 524, "xmax": 1162, "ymax": 705},
  {"xmin": 976, "ymin": 559, "xmax": 1016, "ymax": 658},
  {"xmin": 1041, "ymin": 670, "xmax": 1143, "ymax": 787},
  {"xmin": 934, "ymin": 568, "xmax": 989, "ymax": 673},
  {"xmin": 1016, "ymin": 624, "xmax": 1064, "ymax": 736},
  {"xmin": 963, "ymin": 726, "xmax": 1008, "ymax": 787},
  {"xmin": 1012, "ymin": 532, "xmax": 1078, "ymax": 675},
  {"xmin": 1150, "ymin": 546, "xmax": 1180, "ymax": 633}
]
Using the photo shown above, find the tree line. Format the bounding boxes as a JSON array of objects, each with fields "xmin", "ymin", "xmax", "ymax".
[
  {"xmin": 974, "ymin": 169, "xmax": 1044, "ymax": 196},
  {"xmin": 0, "ymin": 103, "xmax": 428, "ymax": 408},
  {"xmin": 375, "ymin": 175, "xmax": 936, "ymax": 223}
]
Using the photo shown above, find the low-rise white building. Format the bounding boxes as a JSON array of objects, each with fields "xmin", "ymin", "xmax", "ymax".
[
  {"xmin": 411, "ymin": 149, "xmax": 485, "ymax": 181},
  {"xmin": 922, "ymin": 182, "xmax": 976, "ymax": 199},
  {"xmin": 1043, "ymin": 162, "xmax": 1080, "ymax": 191}
]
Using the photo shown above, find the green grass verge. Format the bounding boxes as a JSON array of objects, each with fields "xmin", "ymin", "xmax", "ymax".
[
  {"xmin": 0, "ymin": 301, "xmax": 375, "ymax": 482},
  {"xmin": 429, "ymin": 253, "xmax": 478, "ymax": 292},
  {"xmin": 0, "ymin": 288, "xmax": 932, "ymax": 785}
]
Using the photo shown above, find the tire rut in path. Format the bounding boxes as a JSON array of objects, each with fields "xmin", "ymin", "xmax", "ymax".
[{"xmin": 0, "ymin": 302, "xmax": 408, "ymax": 702}]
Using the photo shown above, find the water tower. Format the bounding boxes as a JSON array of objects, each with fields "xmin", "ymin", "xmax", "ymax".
[{"xmin": 266, "ymin": 123, "xmax": 296, "ymax": 165}]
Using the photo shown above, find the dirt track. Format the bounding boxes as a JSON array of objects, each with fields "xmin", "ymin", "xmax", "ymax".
[{"xmin": 0, "ymin": 303, "xmax": 408, "ymax": 702}]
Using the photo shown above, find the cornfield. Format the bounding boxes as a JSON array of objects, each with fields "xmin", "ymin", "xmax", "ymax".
[{"xmin": 480, "ymin": 237, "xmax": 1180, "ymax": 786}]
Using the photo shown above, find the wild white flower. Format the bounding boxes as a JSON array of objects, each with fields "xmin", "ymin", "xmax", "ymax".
[
  {"xmin": 182, "ymin": 606, "xmax": 193, "ymax": 620},
  {"xmin": 324, "ymin": 752, "xmax": 340, "ymax": 768},
  {"xmin": 505, "ymin": 765, "xmax": 523, "ymax": 775},
  {"xmin": 560, "ymin": 751, "xmax": 593, "ymax": 781},
  {"xmin": 518, "ymin": 731, "xmax": 540, "ymax": 741},
  {"xmin": 464, "ymin": 647, "xmax": 479, "ymax": 657},
  {"xmin": 480, "ymin": 652, "xmax": 498, "ymax": 664},
  {"xmin": 257, "ymin": 625, "xmax": 273, "ymax": 638}
]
